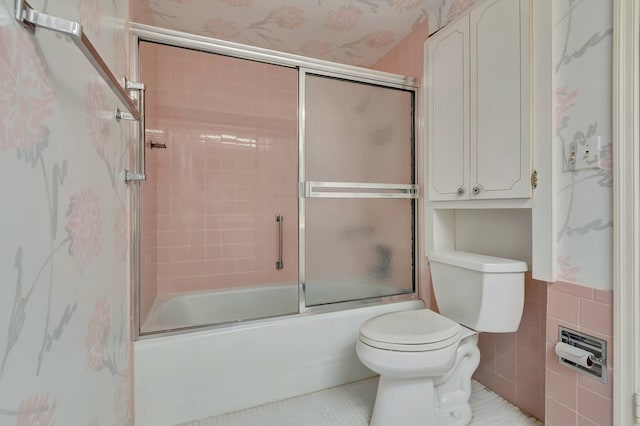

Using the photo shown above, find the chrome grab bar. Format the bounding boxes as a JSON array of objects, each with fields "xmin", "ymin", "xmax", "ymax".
[
  {"xmin": 276, "ymin": 214, "xmax": 283, "ymax": 270},
  {"xmin": 14, "ymin": 0, "xmax": 141, "ymax": 120}
]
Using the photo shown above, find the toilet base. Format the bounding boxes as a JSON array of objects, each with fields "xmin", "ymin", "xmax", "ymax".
[
  {"xmin": 364, "ymin": 332, "xmax": 480, "ymax": 426},
  {"xmin": 434, "ymin": 334, "xmax": 479, "ymax": 425},
  {"xmin": 371, "ymin": 376, "xmax": 437, "ymax": 426}
]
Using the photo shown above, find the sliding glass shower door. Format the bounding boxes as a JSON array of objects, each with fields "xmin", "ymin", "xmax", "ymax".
[
  {"xmin": 301, "ymin": 72, "xmax": 417, "ymax": 307},
  {"xmin": 135, "ymin": 40, "xmax": 417, "ymax": 336},
  {"xmin": 138, "ymin": 42, "xmax": 299, "ymax": 334}
]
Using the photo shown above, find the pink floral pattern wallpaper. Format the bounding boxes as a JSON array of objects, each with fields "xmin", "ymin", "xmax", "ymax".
[
  {"xmin": 0, "ymin": 0, "xmax": 132, "ymax": 424},
  {"xmin": 130, "ymin": 0, "xmax": 472, "ymax": 66}
]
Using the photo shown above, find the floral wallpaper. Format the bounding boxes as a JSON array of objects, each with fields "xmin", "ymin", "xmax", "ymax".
[
  {"xmin": 554, "ymin": 0, "xmax": 613, "ymax": 290},
  {"xmin": 0, "ymin": 0, "xmax": 132, "ymax": 424},
  {"xmin": 130, "ymin": 0, "xmax": 480, "ymax": 66}
]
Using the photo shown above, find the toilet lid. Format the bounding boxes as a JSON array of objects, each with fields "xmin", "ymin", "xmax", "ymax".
[{"xmin": 359, "ymin": 310, "xmax": 462, "ymax": 352}]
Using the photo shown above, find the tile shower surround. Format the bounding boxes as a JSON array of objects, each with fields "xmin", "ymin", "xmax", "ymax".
[
  {"xmin": 140, "ymin": 43, "xmax": 299, "ymax": 300},
  {"xmin": 140, "ymin": 42, "xmax": 159, "ymax": 323}
]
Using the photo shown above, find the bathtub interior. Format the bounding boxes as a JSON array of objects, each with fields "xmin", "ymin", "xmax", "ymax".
[{"xmin": 143, "ymin": 280, "xmax": 414, "ymax": 333}]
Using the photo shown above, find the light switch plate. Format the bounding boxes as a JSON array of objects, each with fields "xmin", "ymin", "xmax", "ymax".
[{"xmin": 564, "ymin": 136, "xmax": 602, "ymax": 172}]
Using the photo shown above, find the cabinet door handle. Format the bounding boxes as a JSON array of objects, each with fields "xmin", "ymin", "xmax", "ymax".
[
  {"xmin": 472, "ymin": 186, "xmax": 480, "ymax": 195},
  {"xmin": 457, "ymin": 187, "xmax": 464, "ymax": 196}
]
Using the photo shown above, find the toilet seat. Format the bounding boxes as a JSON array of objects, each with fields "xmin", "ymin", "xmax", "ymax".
[{"xmin": 359, "ymin": 310, "xmax": 462, "ymax": 352}]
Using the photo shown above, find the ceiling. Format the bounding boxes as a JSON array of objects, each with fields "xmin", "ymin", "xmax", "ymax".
[{"xmin": 131, "ymin": 0, "xmax": 474, "ymax": 67}]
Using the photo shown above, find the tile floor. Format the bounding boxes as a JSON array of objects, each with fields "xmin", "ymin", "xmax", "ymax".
[{"xmin": 181, "ymin": 378, "xmax": 542, "ymax": 426}]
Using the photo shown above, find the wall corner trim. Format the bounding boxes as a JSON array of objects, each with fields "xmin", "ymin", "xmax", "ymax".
[{"xmin": 612, "ymin": 0, "xmax": 640, "ymax": 424}]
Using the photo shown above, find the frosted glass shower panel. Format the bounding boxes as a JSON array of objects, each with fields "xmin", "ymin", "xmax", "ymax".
[
  {"xmin": 305, "ymin": 75, "xmax": 414, "ymax": 184},
  {"xmin": 305, "ymin": 198, "xmax": 414, "ymax": 306}
]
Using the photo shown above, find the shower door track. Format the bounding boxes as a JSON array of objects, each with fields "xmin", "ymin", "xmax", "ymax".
[{"xmin": 130, "ymin": 24, "xmax": 421, "ymax": 340}]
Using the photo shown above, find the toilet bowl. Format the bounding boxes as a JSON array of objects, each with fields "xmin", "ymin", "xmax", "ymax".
[
  {"xmin": 356, "ymin": 250, "xmax": 527, "ymax": 426},
  {"xmin": 357, "ymin": 309, "xmax": 479, "ymax": 426}
]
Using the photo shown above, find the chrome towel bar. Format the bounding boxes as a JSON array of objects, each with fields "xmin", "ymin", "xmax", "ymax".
[
  {"xmin": 15, "ymin": 0, "xmax": 147, "ymax": 183},
  {"xmin": 14, "ymin": 0, "xmax": 142, "ymax": 121}
]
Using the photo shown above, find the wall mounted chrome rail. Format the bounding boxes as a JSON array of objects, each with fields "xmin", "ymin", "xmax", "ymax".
[
  {"xmin": 303, "ymin": 182, "xmax": 418, "ymax": 199},
  {"xmin": 14, "ymin": 0, "xmax": 146, "ymax": 183}
]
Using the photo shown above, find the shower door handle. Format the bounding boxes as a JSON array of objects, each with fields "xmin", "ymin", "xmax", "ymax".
[
  {"xmin": 276, "ymin": 214, "xmax": 283, "ymax": 270},
  {"xmin": 121, "ymin": 78, "xmax": 147, "ymax": 182}
]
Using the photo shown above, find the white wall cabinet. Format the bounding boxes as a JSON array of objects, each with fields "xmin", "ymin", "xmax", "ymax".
[{"xmin": 426, "ymin": 0, "xmax": 531, "ymax": 201}]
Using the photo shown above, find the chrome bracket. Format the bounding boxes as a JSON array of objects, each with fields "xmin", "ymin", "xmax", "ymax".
[
  {"xmin": 123, "ymin": 170, "xmax": 146, "ymax": 182},
  {"xmin": 115, "ymin": 107, "xmax": 135, "ymax": 121},
  {"xmin": 15, "ymin": 0, "xmax": 37, "ymax": 33},
  {"xmin": 123, "ymin": 77, "xmax": 145, "ymax": 91}
]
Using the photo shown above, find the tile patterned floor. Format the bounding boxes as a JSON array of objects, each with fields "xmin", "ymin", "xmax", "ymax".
[{"xmin": 181, "ymin": 378, "xmax": 542, "ymax": 426}]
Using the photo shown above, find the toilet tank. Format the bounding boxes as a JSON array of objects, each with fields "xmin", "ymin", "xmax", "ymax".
[{"xmin": 429, "ymin": 250, "xmax": 527, "ymax": 333}]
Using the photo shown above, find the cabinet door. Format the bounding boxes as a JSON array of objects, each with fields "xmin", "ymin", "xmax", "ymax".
[
  {"xmin": 470, "ymin": 0, "xmax": 531, "ymax": 199},
  {"xmin": 426, "ymin": 16, "xmax": 470, "ymax": 201}
]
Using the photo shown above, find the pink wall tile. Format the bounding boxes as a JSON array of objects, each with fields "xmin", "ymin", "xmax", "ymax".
[
  {"xmin": 578, "ymin": 368, "xmax": 613, "ymax": 399},
  {"xmin": 548, "ymin": 289, "xmax": 581, "ymax": 325},
  {"xmin": 547, "ymin": 396, "xmax": 577, "ymax": 426},
  {"xmin": 547, "ymin": 369, "xmax": 577, "ymax": 409},
  {"xmin": 141, "ymin": 42, "xmax": 299, "ymax": 298},
  {"xmin": 551, "ymin": 281, "xmax": 595, "ymax": 299},
  {"xmin": 577, "ymin": 386, "xmax": 613, "ymax": 426},
  {"xmin": 579, "ymin": 299, "xmax": 613, "ymax": 336},
  {"xmin": 546, "ymin": 286, "xmax": 613, "ymax": 426},
  {"xmin": 594, "ymin": 289, "xmax": 613, "ymax": 304},
  {"xmin": 140, "ymin": 42, "xmax": 159, "ymax": 326},
  {"xmin": 578, "ymin": 415, "xmax": 600, "ymax": 426},
  {"xmin": 471, "ymin": 276, "xmax": 548, "ymax": 421}
]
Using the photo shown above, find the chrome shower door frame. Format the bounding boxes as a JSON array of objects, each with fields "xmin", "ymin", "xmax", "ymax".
[
  {"xmin": 130, "ymin": 24, "xmax": 420, "ymax": 339},
  {"xmin": 297, "ymin": 67, "xmax": 420, "ymax": 314}
]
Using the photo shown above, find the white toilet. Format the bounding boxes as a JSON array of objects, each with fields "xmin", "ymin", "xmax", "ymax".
[{"xmin": 356, "ymin": 250, "xmax": 527, "ymax": 426}]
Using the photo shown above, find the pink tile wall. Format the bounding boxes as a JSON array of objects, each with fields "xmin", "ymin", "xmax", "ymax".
[
  {"xmin": 546, "ymin": 282, "xmax": 614, "ymax": 426},
  {"xmin": 144, "ymin": 43, "xmax": 299, "ymax": 296},
  {"xmin": 473, "ymin": 274, "xmax": 548, "ymax": 420},
  {"xmin": 140, "ymin": 43, "xmax": 159, "ymax": 324}
]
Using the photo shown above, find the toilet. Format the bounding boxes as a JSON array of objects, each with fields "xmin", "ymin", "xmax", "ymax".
[{"xmin": 356, "ymin": 250, "xmax": 527, "ymax": 426}]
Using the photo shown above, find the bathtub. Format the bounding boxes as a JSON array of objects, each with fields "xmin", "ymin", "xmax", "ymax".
[
  {"xmin": 142, "ymin": 281, "xmax": 414, "ymax": 333},
  {"xmin": 142, "ymin": 284, "xmax": 300, "ymax": 333},
  {"xmin": 134, "ymin": 297, "xmax": 424, "ymax": 425}
]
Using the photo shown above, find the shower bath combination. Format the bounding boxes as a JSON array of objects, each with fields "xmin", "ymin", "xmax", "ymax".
[
  {"xmin": 131, "ymin": 25, "xmax": 422, "ymax": 423},
  {"xmin": 134, "ymin": 30, "xmax": 420, "ymax": 337}
]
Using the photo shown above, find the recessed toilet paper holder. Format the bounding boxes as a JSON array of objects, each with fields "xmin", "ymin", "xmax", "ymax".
[{"xmin": 556, "ymin": 326, "xmax": 607, "ymax": 383}]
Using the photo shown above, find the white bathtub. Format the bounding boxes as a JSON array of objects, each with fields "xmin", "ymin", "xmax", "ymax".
[
  {"xmin": 142, "ymin": 284, "xmax": 299, "ymax": 333},
  {"xmin": 134, "ymin": 298, "xmax": 424, "ymax": 425},
  {"xmin": 142, "ymin": 281, "xmax": 414, "ymax": 333}
]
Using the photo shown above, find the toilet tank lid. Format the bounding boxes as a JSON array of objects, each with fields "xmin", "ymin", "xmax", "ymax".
[{"xmin": 429, "ymin": 250, "xmax": 528, "ymax": 273}]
